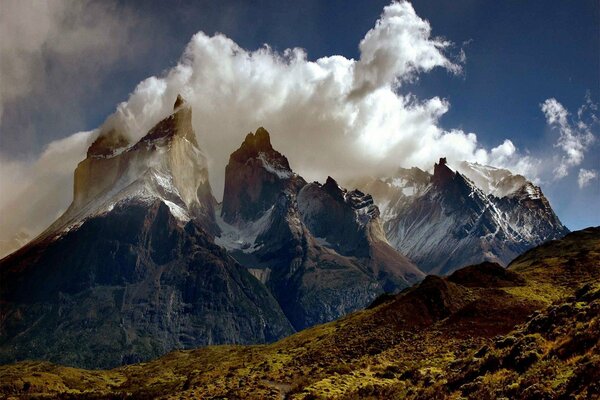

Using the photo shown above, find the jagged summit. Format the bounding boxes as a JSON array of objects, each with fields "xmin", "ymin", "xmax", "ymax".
[
  {"xmin": 322, "ymin": 176, "xmax": 345, "ymax": 201},
  {"xmin": 86, "ymin": 94, "xmax": 193, "ymax": 159},
  {"xmin": 137, "ymin": 94, "xmax": 196, "ymax": 146},
  {"xmin": 432, "ymin": 157, "xmax": 454, "ymax": 186},
  {"xmin": 230, "ymin": 127, "xmax": 282, "ymax": 164},
  {"xmin": 173, "ymin": 93, "xmax": 186, "ymax": 109},
  {"xmin": 222, "ymin": 127, "xmax": 302, "ymax": 223}
]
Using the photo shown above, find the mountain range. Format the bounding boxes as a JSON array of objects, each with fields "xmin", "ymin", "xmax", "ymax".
[
  {"xmin": 0, "ymin": 96, "xmax": 571, "ymax": 370},
  {"xmin": 351, "ymin": 158, "xmax": 569, "ymax": 275}
]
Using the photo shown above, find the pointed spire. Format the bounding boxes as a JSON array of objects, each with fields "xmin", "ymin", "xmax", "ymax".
[
  {"xmin": 174, "ymin": 94, "xmax": 185, "ymax": 110},
  {"xmin": 323, "ymin": 176, "xmax": 345, "ymax": 201},
  {"xmin": 432, "ymin": 157, "xmax": 455, "ymax": 186},
  {"xmin": 137, "ymin": 94, "xmax": 196, "ymax": 145}
]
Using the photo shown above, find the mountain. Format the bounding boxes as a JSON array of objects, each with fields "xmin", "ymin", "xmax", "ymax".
[
  {"xmin": 216, "ymin": 128, "xmax": 424, "ymax": 330},
  {"xmin": 43, "ymin": 94, "xmax": 217, "ymax": 238},
  {"xmin": 4, "ymin": 227, "xmax": 596, "ymax": 399},
  {"xmin": 0, "ymin": 96, "xmax": 293, "ymax": 369},
  {"xmin": 351, "ymin": 158, "xmax": 569, "ymax": 275}
]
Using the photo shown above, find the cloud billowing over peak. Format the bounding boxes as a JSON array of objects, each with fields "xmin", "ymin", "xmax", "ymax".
[
  {"xmin": 0, "ymin": 1, "xmax": 597, "ymax": 255},
  {"xmin": 93, "ymin": 1, "xmax": 532, "ymax": 199}
]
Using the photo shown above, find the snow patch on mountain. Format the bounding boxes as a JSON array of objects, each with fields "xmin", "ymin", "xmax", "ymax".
[
  {"xmin": 257, "ymin": 152, "xmax": 293, "ymax": 179},
  {"xmin": 351, "ymin": 158, "xmax": 569, "ymax": 275},
  {"xmin": 215, "ymin": 205, "xmax": 273, "ymax": 253}
]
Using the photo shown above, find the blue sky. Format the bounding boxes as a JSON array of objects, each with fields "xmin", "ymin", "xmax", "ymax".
[{"xmin": 0, "ymin": 0, "xmax": 598, "ymax": 230}]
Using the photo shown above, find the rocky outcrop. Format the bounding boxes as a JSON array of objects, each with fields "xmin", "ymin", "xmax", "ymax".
[
  {"xmin": 298, "ymin": 177, "xmax": 379, "ymax": 258},
  {"xmin": 221, "ymin": 127, "xmax": 305, "ymax": 224}
]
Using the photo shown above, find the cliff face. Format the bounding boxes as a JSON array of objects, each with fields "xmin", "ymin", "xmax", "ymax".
[
  {"xmin": 0, "ymin": 200, "xmax": 293, "ymax": 369},
  {"xmin": 49, "ymin": 94, "xmax": 217, "ymax": 238},
  {"xmin": 217, "ymin": 128, "xmax": 423, "ymax": 330}
]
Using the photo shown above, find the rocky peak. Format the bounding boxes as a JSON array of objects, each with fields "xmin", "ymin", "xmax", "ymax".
[
  {"xmin": 321, "ymin": 177, "xmax": 377, "ymax": 215},
  {"xmin": 173, "ymin": 93, "xmax": 185, "ymax": 109},
  {"xmin": 322, "ymin": 176, "xmax": 345, "ymax": 202},
  {"xmin": 41, "ymin": 98, "xmax": 217, "ymax": 240},
  {"xmin": 230, "ymin": 127, "xmax": 286, "ymax": 166},
  {"xmin": 86, "ymin": 94, "xmax": 195, "ymax": 159},
  {"xmin": 298, "ymin": 179, "xmax": 379, "ymax": 257},
  {"xmin": 432, "ymin": 157, "xmax": 455, "ymax": 186},
  {"xmin": 222, "ymin": 127, "xmax": 305, "ymax": 224},
  {"xmin": 137, "ymin": 94, "xmax": 197, "ymax": 147}
]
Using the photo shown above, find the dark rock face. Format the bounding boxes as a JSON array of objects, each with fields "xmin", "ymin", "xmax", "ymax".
[
  {"xmin": 250, "ymin": 192, "xmax": 400, "ymax": 329},
  {"xmin": 431, "ymin": 157, "xmax": 454, "ymax": 187},
  {"xmin": 299, "ymin": 177, "xmax": 377, "ymax": 258},
  {"xmin": 0, "ymin": 200, "xmax": 293, "ymax": 369},
  {"xmin": 218, "ymin": 129, "xmax": 423, "ymax": 330}
]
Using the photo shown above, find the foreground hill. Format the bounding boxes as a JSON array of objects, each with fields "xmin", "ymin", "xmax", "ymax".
[{"xmin": 1, "ymin": 227, "xmax": 597, "ymax": 399}]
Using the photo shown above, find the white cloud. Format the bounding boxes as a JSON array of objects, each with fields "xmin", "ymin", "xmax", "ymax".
[
  {"xmin": 97, "ymin": 1, "xmax": 528, "ymax": 191},
  {"xmin": 350, "ymin": 1, "xmax": 461, "ymax": 97},
  {"xmin": 0, "ymin": 0, "xmax": 540, "ymax": 255},
  {"xmin": 541, "ymin": 98, "xmax": 596, "ymax": 179},
  {"xmin": 578, "ymin": 168, "xmax": 597, "ymax": 188}
]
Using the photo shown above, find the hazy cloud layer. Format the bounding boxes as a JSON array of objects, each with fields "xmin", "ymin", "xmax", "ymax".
[
  {"xmin": 0, "ymin": 0, "xmax": 148, "ymax": 254},
  {"xmin": 0, "ymin": 131, "xmax": 95, "ymax": 256},
  {"xmin": 0, "ymin": 0, "xmax": 151, "ymax": 154}
]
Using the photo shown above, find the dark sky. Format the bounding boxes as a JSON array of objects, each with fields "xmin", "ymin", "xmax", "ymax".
[{"xmin": 0, "ymin": 0, "xmax": 598, "ymax": 229}]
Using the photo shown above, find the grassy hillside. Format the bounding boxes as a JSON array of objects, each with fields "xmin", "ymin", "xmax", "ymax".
[{"xmin": 1, "ymin": 227, "xmax": 598, "ymax": 399}]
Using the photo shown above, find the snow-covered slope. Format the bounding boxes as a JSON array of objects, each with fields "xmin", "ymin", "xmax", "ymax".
[
  {"xmin": 350, "ymin": 158, "xmax": 569, "ymax": 275},
  {"xmin": 454, "ymin": 161, "xmax": 529, "ymax": 198},
  {"xmin": 37, "ymin": 95, "xmax": 217, "ymax": 243}
]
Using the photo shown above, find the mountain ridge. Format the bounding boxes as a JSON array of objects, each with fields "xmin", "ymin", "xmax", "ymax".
[
  {"xmin": 0, "ymin": 97, "xmax": 295, "ymax": 369},
  {"xmin": 350, "ymin": 157, "xmax": 569, "ymax": 275},
  {"xmin": 0, "ymin": 99, "xmax": 574, "ymax": 374}
]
